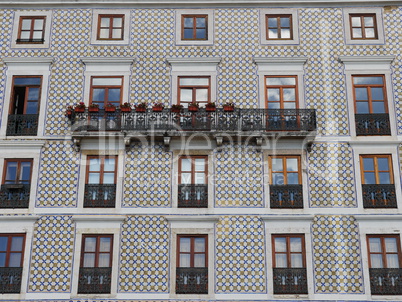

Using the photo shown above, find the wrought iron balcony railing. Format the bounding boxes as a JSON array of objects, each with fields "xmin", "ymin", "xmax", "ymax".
[
  {"xmin": 84, "ymin": 184, "xmax": 116, "ymax": 208},
  {"xmin": 355, "ymin": 114, "xmax": 391, "ymax": 136},
  {"xmin": 78, "ymin": 267, "xmax": 112, "ymax": 294},
  {"xmin": 273, "ymin": 268, "xmax": 308, "ymax": 294},
  {"xmin": 362, "ymin": 184, "xmax": 397, "ymax": 208},
  {"xmin": 0, "ymin": 267, "xmax": 23, "ymax": 294},
  {"xmin": 6, "ymin": 114, "xmax": 39, "ymax": 136},
  {"xmin": 369, "ymin": 268, "xmax": 402, "ymax": 295},
  {"xmin": 270, "ymin": 184, "xmax": 303, "ymax": 208},
  {"xmin": 176, "ymin": 267, "xmax": 208, "ymax": 294},
  {"xmin": 69, "ymin": 108, "xmax": 316, "ymax": 134},
  {"xmin": 178, "ymin": 184, "xmax": 208, "ymax": 208},
  {"xmin": 0, "ymin": 184, "xmax": 30, "ymax": 208}
]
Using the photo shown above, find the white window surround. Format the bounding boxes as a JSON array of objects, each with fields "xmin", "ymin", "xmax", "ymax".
[
  {"xmin": 259, "ymin": 8, "xmax": 300, "ymax": 46},
  {"xmin": 254, "ymin": 57, "xmax": 307, "ymax": 109},
  {"xmin": 351, "ymin": 143, "xmax": 402, "ymax": 214},
  {"xmin": 261, "ymin": 215, "xmax": 314, "ymax": 299},
  {"xmin": 342, "ymin": 7, "xmax": 385, "ymax": 45},
  {"xmin": 166, "ymin": 57, "xmax": 220, "ymax": 105},
  {"xmin": 0, "ymin": 141, "xmax": 45, "ymax": 213},
  {"xmin": 70, "ymin": 216, "xmax": 124, "ymax": 297},
  {"xmin": 338, "ymin": 55, "xmax": 396, "ymax": 138},
  {"xmin": 0, "ymin": 57, "xmax": 53, "ymax": 139},
  {"xmin": 175, "ymin": 9, "xmax": 214, "ymax": 46},
  {"xmin": 11, "ymin": 10, "xmax": 52, "ymax": 49},
  {"xmin": 0, "ymin": 216, "xmax": 38, "ymax": 299},
  {"xmin": 90, "ymin": 9, "xmax": 131, "ymax": 45},
  {"xmin": 166, "ymin": 216, "xmax": 218, "ymax": 299}
]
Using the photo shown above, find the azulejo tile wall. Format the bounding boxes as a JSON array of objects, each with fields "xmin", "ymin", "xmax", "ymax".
[
  {"xmin": 312, "ymin": 215, "xmax": 363, "ymax": 294},
  {"xmin": 119, "ymin": 215, "xmax": 169, "ymax": 292},
  {"xmin": 308, "ymin": 142, "xmax": 356, "ymax": 207},
  {"xmin": 215, "ymin": 216, "xmax": 266, "ymax": 293},
  {"xmin": 123, "ymin": 144, "xmax": 171, "ymax": 207},
  {"xmin": 214, "ymin": 145, "xmax": 264, "ymax": 207},
  {"xmin": 28, "ymin": 216, "xmax": 75, "ymax": 292},
  {"xmin": 36, "ymin": 141, "xmax": 80, "ymax": 207}
]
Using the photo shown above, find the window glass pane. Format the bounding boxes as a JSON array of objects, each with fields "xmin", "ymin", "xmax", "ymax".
[
  {"xmin": 194, "ymin": 254, "xmax": 205, "ymax": 267},
  {"xmin": 194, "ymin": 238, "xmax": 205, "ymax": 252},
  {"xmin": 275, "ymin": 237, "xmax": 287, "ymax": 252},
  {"xmin": 364, "ymin": 172, "xmax": 376, "ymax": 184},
  {"xmin": 195, "ymin": 159, "xmax": 205, "ymax": 172},
  {"xmin": 9, "ymin": 253, "xmax": 21, "ymax": 267},
  {"xmin": 272, "ymin": 173, "xmax": 284, "ymax": 185},
  {"xmin": 103, "ymin": 173, "xmax": 115, "ymax": 184},
  {"xmin": 181, "ymin": 173, "xmax": 191, "ymax": 184},
  {"xmin": 377, "ymin": 157, "xmax": 390, "ymax": 171},
  {"xmin": 287, "ymin": 173, "xmax": 299, "ymax": 184},
  {"xmin": 268, "ymin": 29, "xmax": 278, "ymax": 38},
  {"xmin": 283, "ymin": 88, "xmax": 296, "ymax": 102},
  {"xmin": 387, "ymin": 254, "xmax": 399, "ymax": 268},
  {"xmin": 275, "ymin": 254, "xmax": 287, "ymax": 268},
  {"xmin": 180, "ymin": 237, "xmax": 191, "ymax": 252},
  {"xmin": 89, "ymin": 158, "xmax": 101, "ymax": 171},
  {"xmin": 280, "ymin": 17, "xmax": 290, "ymax": 27},
  {"xmin": 195, "ymin": 173, "xmax": 205, "ymax": 184},
  {"xmin": 370, "ymin": 254, "xmax": 383, "ymax": 268},
  {"xmin": 355, "ymin": 88, "xmax": 368, "ymax": 101},
  {"xmin": 196, "ymin": 29, "xmax": 206, "ymax": 39},
  {"xmin": 179, "ymin": 254, "xmax": 190, "ymax": 267},
  {"xmin": 32, "ymin": 31, "xmax": 42, "ymax": 39},
  {"xmin": 0, "ymin": 254, "xmax": 5, "ymax": 267},
  {"xmin": 369, "ymin": 238, "xmax": 382, "ymax": 253},
  {"xmin": 363, "ymin": 158, "xmax": 374, "ymax": 171},
  {"xmin": 92, "ymin": 89, "xmax": 105, "ymax": 104},
  {"xmin": 195, "ymin": 89, "xmax": 208, "ymax": 102},
  {"xmin": 20, "ymin": 31, "xmax": 30, "ymax": 39},
  {"xmin": 28, "ymin": 87, "xmax": 40, "ymax": 101},
  {"xmin": 26, "ymin": 101, "xmax": 38, "ymax": 114},
  {"xmin": 181, "ymin": 159, "xmax": 191, "ymax": 172},
  {"xmin": 281, "ymin": 29, "xmax": 291, "ymax": 39},
  {"xmin": 385, "ymin": 238, "xmax": 397, "ymax": 252},
  {"xmin": 99, "ymin": 254, "xmax": 110, "ymax": 267},
  {"xmin": 104, "ymin": 158, "xmax": 115, "ymax": 172},
  {"xmin": 196, "ymin": 17, "xmax": 206, "ymax": 27},
  {"xmin": 272, "ymin": 158, "xmax": 283, "ymax": 171},
  {"xmin": 0, "ymin": 238, "xmax": 8, "ymax": 251},
  {"xmin": 99, "ymin": 237, "xmax": 111, "ymax": 252},
  {"xmin": 93, "ymin": 78, "xmax": 122, "ymax": 86},
  {"xmin": 364, "ymin": 16, "xmax": 374, "ymax": 27},
  {"xmin": 267, "ymin": 89, "xmax": 280, "ymax": 102},
  {"xmin": 267, "ymin": 102, "xmax": 280, "ymax": 109},
  {"xmin": 371, "ymin": 87, "xmax": 384, "ymax": 100},
  {"xmin": 180, "ymin": 89, "xmax": 192, "ymax": 103},
  {"xmin": 113, "ymin": 17, "xmax": 123, "ymax": 27},
  {"xmin": 88, "ymin": 173, "xmax": 100, "ymax": 184},
  {"xmin": 34, "ymin": 19, "xmax": 44, "ymax": 30},
  {"xmin": 290, "ymin": 237, "xmax": 302, "ymax": 252},
  {"xmin": 351, "ymin": 17, "xmax": 361, "ymax": 27},
  {"xmin": 365, "ymin": 28, "xmax": 375, "ymax": 38},
  {"xmin": 372, "ymin": 102, "xmax": 385, "ymax": 113},
  {"xmin": 356, "ymin": 102, "xmax": 369, "ymax": 113},
  {"xmin": 354, "ymin": 76, "xmax": 383, "ymax": 85},
  {"xmin": 378, "ymin": 172, "xmax": 391, "ymax": 184},
  {"xmin": 352, "ymin": 28, "xmax": 362, "ymax": 38},
  {"xmin": 10, "ymin": 237, "xmax": 23, "ymax": 252},
  {"xmin": 268, "ymin": 17, "xmax": 277, "ymax": 27},
  {"xmin": 267, "ymin": 77, "xmax": 296, "ymax": 86},
  {"xmin": 283, "ymin": 102, "xmax": 296, "ymax": 109},
  {"xmin": 180, "ymin": 78, "xmax": 209, "ymax": 86},
  {"xmin": 291, "ymin": 254, "xmax": 303, "ymax": 268},
  {"xmin": 100, "ymin": 17, "xmax": 110, "ymax": 27},
  {"xmin": 14, "ymin": 77, "xmax": 41, "ymax": 86},
  {"xmin": 183, "ymin": 28, "xmax": 193, "ymax": 39},
  {"xmin": 21, "ymin": 19, "xmax": 31, "ymax": 30},
  {"xmin": 99, "ymin": 28, "xmax": 109, "ymax": 39},
  {"xmin": 5, "ymin": 162, "xmax": 17, "ymax": 182},
  {"xmin": 83, "ymin": 253, "xmax": 95, "ymax": 267},
  {"xmin": 112, "ymin": 29, "xmax": 122, "ymax": 39},
  {"xmin": 84, "ymin": 237, "xmax": 97, "ymax": 252},
  {"xmin": 184, "ymin": 17, "xmax": 193, "ymax": 27},
  {"xmin": 286, "ymin": 158, "xmax": 298, "ymax": 172},
  {"xmin": 20, "ymin": 162, "xmax": 32, "ymax": 182}
]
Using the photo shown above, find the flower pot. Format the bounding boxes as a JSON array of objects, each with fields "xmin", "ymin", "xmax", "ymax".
[
  {"xmin": 66, "ymin": 110, "xmax": 73, "ymax": 118},
  {"xmin": 121, "ymin": 107, "xmax": 132, "ymax": 112},
  {"xmin": 135, "ymin": 107, "xmax": 146, "ymax": 112},
  {"xmin": 188, "ymin": 105, "xmax": 199, "ymax": 112},
  {"xmin": 223, "ymin": 105, "xmax": 234, "ymax": 112},
  {"xmin": 206, "ymin": 106, "xmax": 216, "ymax": 112},
  {"xmin": 153, "ymin": 106, "xmax": 164, "ymax": 112},
  {"xmin": 105, "ymin": 107, "xmax": 116, "ymax": 112},
  {"xmin": 88, "ymin": 107, "xmax": 99, "ymax": 112},
  {"xmin": 74, "ymin": 107, "xmax": 85, "ymax": 113},
  {"xmin": 171, "ymin": 108, "xmax": 181, "ymax": 113}
]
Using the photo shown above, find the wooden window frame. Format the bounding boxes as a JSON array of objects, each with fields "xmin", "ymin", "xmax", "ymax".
[
  {"xmin": 265, "ymin": 14, "xmax": 293, "ymax": 40},
  {"xmin": 80, "ymin": 234, "xmax": 113, "ymax": 268},
  {"xmin": 265, "ymin": 75, "xmax": 299, "ymax": 109},
  {"xmin": 360, "ymin": 154, "xmax": 394, "ymax": 185},
  {"xmin": 367, "ymin": 234, "xmax": 402, "ymax": 268},
  {"xmin": 178, "ymin": 76, "xmax": 211, "ymax": 105},
  {"xmin": 0, "ymin": 234, "xmax": 26, "ymax": 267},
  {"xmin": 86, "ymin": 156, "xmax": 117, "ymax": 185},
  {"xmin": 178, "ymin": 155, "xmax": 208, "ymax": 185},
  {"xmin": 268, "ymin": 155, "xmax": 301, "ymax": 185},
  {"xmin": 176, "ymin": 234, "xmax": 208, "ymax": 268},
  {"xmin": 272, "ymin": 234, "xmax": 306, "ymax": 268},
  {"xmin": 89, "ymin": 76, "xmax": 123, "ymax": 107},
  {"xmin": 97, "ymin": 14, "xmax": 125, "ymax": 41},
  {"xmin": 2, "ymin": 159, "xmax": 33, "ymax": 185},
  {"xmin": 10, "ymin": 76, "xmax": 42, "ymax": 115},
  {"xmin": 349, "ymin": 13, "xmax": 378, "ymax": 40},
  {"xmin": 352, "ymin": 75, "xmax": 388, "ymax": 114},
  {"xmin": 181, "ymin": 14, "xmax": 208, "ymax": 41},
  {"xmin": 17, "ymin": 16, "xmax": 46, "ymax": 43}
]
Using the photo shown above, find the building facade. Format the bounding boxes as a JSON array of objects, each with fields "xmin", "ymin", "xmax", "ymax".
[{"xmin": 0, "ymin": 0, "xmax": 402, "ymax": 300}]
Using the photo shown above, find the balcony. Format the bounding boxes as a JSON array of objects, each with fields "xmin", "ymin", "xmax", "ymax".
[
  {"xmin": 362, "ymin": 184, "xmax": 397, "ymax": 208},
  {"xmin": 178, "ymin": 184, "xmax": 208, "ymax": 208},
  {"xmin": 273, "ymin": 268, "xmax": 308, "ymax": 294},
  {"xmin": 78, "ymin": 267, "xmax": 112, "ymax": 294},
  {"xmin": 0, "ymin": 267, "xmax": 22, "ymax": 294},
  {"xmin": 369, "ymin": 268, "xmax": 402, "ymax": 295},
  {"xmin": 6, "ymin": 114, "xmax": 39, "ymax": 136},
  {"xmin": 0, "ymin": 184, "xmax": 30, "ymax": 208},
  {"xmin": 270, "ymin": 185, "xmax": 303, "ymax": 208},
  {"xmin": 355, "ymin": 114, "xmax": 391, "ymax": 136},
  {"xmin": 176, "ymin": 267, "xmax": 208, "ymax": 294},
  {"xmin": 84, "ymin": 184, "xmax": 116, "ymax": 208}
]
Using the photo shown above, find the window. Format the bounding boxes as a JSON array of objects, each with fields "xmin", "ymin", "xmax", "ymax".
[
  {"xmin": 78, "ymin": 234, "xmax": 113, "ymax": 294},
  {"xmin": 182, "ymin": 15, "xmax": 207, "ymax": 40},
  {"xmin": 367, "ymin": 235, "xmax": 402, "ymax": 295},
  {"xmin": 7, "ymin": 76, "xmax": 42, "ymax": 136},
  {"xmin": 178, "ymin": 156, "xmax": 208, "ymax": 208},
  {"xmin": 360, "ymin": 155, "xmax": 396, "ymax": 208},
  {"xmin": 265, "ymin": 76, "xmax": 298, "ymax": 109},
  {"xmin": 90, "ymin": 76, "xmax": 123, "ymax": 108},
  {"xmin": 97, "ymin": 15, "xmax": 124, "ymax": 40},
  {"xmin": 266, "ymin": 14, "xmax": 292, "ymax": 40},
  {"xmin": 176, "ymin": 235, "xmax": 208, "ymax": 294},
  {"xmin": 350, "ymin": 14, "xmax": 378, "ymax": 40},
  {"xmin": 0, "ymin": 234, "xmax": 25, "ymax": 293},
  {"xmin": 17, "ymin": 16, "xmax": 45, "ymax": 43},
  {"xmin": 175, "ymin": 10, "xmax": 214, "ymax": 45},
  {"xmin": 84, "ymin": 156, "xmax": 117, "ymax": 208},
  {"xmin": 0, "ymin": 159, "xmax": 32, "ymax": 208},
  {"xmin": 178, "ymin": 77, "xmax": 210, "ymax": 107},
  {"xmin": 272, "ymin": 234, "xmax": 307, "ymax": 294},
  {"xmin": 269, "ymin": 156, "xmax": 303, "ymax": 208}
]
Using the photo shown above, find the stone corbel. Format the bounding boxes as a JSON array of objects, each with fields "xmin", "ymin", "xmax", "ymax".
[
  {"xmin": 73, "ymin": 138, "xmax": 81, "ymax": 152},
  {"xmin": 163, "ymin": 135, "xmax": 171, "ymax": 151},
  {"xmin": 215, "ymin": 136, "xmax": 223, "ymax": 147}
]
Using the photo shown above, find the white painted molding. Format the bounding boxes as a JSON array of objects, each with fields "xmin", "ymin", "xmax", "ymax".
[
  {"xmin": 166, "ymin": 57, "xmax": 221, "ymax": 66},
  {"xmin": 72, "ymin": 215, "xmax": 126, "ymax": 223},
  {"xmin": 254, "ymin": 57, "xmax": 308, "ymax": 65},
  {"xmin": 260, "ymin": 215, "xmax": 314, "ymax": 221},
  {"xmin": 166, "ymin": 216, "xmax": 220, "ymax": 222},
  {"xmin": 167, "ymin": 215, "xmax": 219, "ymax": 229},
  {"xmin": 0, "ymin": 215, "xmax": 39, "ymax": 222},
  {"xmin": 2, "ymin": 57, "xmax": 54, "ymax": 64},
  {"xmin": 254, "ymin": 57, "xmax": 307, "ymax": 72},
  {"xmin": 355, "ymin": 214, "xmax": 402, "ymax": 221},
  {"xmin": 81, "ymin": 57, "xmax": 135, "ymax": 65},
  {"xmin": 0, "ymin": 140, "xmax": 46, "ymax": 151},
  {"xmin": 73, "ymin": 215, "xmax": 125, "ymax": 229},
  {"xmin": 338, "ymin": 55, "xmax": 395, "ymax": 64}
]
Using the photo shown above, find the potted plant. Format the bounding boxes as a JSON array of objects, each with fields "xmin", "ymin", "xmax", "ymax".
[
  {"xmin": 105, "ymin": 102, "xmax": 116, "ymax": 112},
  {"xmin": 188, "ymin": 101, "xmax": 199, "ymax": 112},
  {"xmin": 152, "ymin": 102, "xmax": 164, "ymax": 112},
  {"xmin": 205, "ymin": 101, "xmax": 216, "ymax": 112},
  {"xmin": 88, "ymin": 103, "xmax": 99, "ymax": 112},
  {"xmin": 171, "ymin": 104, "xmax": 183, "ymax": 113},
  {"xmin": 134, "ymin": 102, "xmax": 148, "ymax": 112},
  {"xmin": 223, "ymin": 102, "xmax": 235, "ymax": 112},
  {"xmin": 120, "ymin": 102, "xmax": 132, "ymax": 112},
  {"xmin": 66, "ymin": 105, "xmax": 74, "ymax": 118},
  {"xmin": 74, "ymin": 102, "xmax": 86, "ymax": 113}
]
